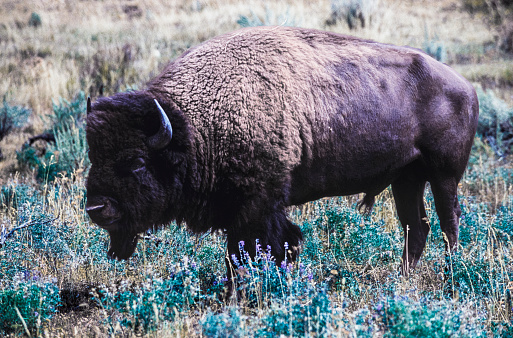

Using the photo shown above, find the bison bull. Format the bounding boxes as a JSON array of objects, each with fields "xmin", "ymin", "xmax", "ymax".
[{"xmin": 85, "ymin": 26, "xmax": 478, "ymax": 276}]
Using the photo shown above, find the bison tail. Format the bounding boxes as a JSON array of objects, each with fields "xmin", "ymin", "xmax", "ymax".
[{"xmin": 358, "ymin": 194, "xmax": 375, "ymax": 215}]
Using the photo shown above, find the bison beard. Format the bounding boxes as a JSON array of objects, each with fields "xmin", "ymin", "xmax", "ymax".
[
  {"xmin": 85, "ymin": 26, "xmax": 479, "ymax": 292},
  {"xmin": 107, "ymin": 229, "xmax": 139, "ymax": 260}
]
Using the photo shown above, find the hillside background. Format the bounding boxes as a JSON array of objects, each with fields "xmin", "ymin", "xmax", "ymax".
[{"xmin": 0, "ymin": 0, "xmax": 512, "ymax": 336}]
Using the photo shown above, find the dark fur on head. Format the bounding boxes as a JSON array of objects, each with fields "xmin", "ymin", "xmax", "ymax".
[{"xmin": 86, "ymin": 91, "xmax": 194, "ymax": 259}]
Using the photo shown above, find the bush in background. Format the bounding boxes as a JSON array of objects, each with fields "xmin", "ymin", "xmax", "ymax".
[
  {"xmin": 28, "ymin": 12, "xmax": 42, "ymax": 28},
  {"xmin": 16, "ymin": 91, "xmax": 89, "ymax": 181},
  {"xmin": 461, "ymin": 0, "xmax": 513, "ymax": 53},
  {"xmin": 475, "ymin": 87, "xmax": 513, "ymax": 156},
  {"xmin": 326, "ymin": 0, "xmax": 379, "ymax": 29},
  {"xmin": 237, "ymin": 6, "xmax": 298, "ymax": 27},
  {"xmin": 423, "ymin": 32, "xmax": 448, "ymax": 63},
  {"xmin": 0, "ymin": 98, "xmax": 31, "ymax": 160}
]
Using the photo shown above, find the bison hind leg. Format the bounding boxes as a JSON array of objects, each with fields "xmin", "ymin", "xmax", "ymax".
[
  {"xmin": 392, "ymin": 175, "xmax": 430, "ymax": 274},
  {"xmin": 358, "ymin": 193, "xmax": 375, "ymax": 215}
]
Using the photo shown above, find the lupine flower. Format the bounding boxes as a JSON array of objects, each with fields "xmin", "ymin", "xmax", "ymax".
[
  {"xmin": 244, "ymin": 251, "xmax": 251, "ymax": 263},
  {"xmin": 231, "ymin": 254, "xmax": 241, "ymax": 268},
  {"xmin": 255, "ymin": 238, "xmax": 261, "ymax": 253}
]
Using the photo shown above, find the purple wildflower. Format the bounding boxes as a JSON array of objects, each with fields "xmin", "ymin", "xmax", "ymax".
[
  {"xmin": 231, "ymin": 254, "xmax": 241, "ymax": 268},
  {"xmin": 255, "ymin": 238, "xmax": 261, "ymax": 253}
]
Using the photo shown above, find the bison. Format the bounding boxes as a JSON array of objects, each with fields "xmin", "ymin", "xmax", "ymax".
[{"xmin": 85, "ymin": 26, "xmax": 479, "ymax": 278}]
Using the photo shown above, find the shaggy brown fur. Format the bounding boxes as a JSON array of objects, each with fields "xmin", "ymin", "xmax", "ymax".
[{"xmin": 86, "ymin": 26, "xmax": 479, "ymax": 277}]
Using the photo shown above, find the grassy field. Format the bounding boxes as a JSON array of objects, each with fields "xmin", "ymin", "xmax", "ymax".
[{"xmin": 1, "ymin": 0, "xmax": 513, "ymax": 336}]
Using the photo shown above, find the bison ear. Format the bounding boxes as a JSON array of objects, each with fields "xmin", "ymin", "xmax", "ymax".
[
  {"xmin": 147, "ymin": 99, "xmax": 173, "ymax": 150},
  {"xmin": 87, "ymin": 97, "xmax": 92, "ymax": 115}
]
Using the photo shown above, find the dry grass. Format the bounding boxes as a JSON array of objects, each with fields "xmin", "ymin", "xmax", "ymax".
[
  {"xmin": 0, "ymin": 0, "xmax": 500, "ymax": 175},
  {"xmin": 1, "ymin": 0, "xmax": 512, "ymax": 336},
  {"xmin": 0, "ymin": 0, "xmax": 494, "ymax": 113}
]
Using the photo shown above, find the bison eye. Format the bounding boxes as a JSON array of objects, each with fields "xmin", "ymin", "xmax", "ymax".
[
  {"xmin": 131, "ymin": 157, "xmax": 146, "ymax": 173},
  {"xmin": 116, "ymin": 157, "xmax": 146, "ymax": 176}
]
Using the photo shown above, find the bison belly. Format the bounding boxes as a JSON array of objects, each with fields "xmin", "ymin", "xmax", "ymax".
[{"xmin": 289, "ymin": 125, "xmax": 421, "ymax": 206}]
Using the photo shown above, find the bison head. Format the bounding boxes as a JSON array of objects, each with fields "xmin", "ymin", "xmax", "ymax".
[{"xmin": 85, "ymin": 91, "xmax": 189, "ymax": 260}]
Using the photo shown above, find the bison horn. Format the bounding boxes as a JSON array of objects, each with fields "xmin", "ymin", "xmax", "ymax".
[
  {"xmin": 148, "ymin": 99, "xmax": 173, "ymax": 150},
  {"xmin": 87, "ymin": 97, "xmax": 91, "ymax": 115}
]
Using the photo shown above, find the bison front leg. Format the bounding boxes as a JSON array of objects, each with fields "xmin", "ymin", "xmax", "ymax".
[
  {"xmin": 392, "ymin": 175, "xmax": 430, "ymax": 275},
  {"xmin": 223, "ymin": 207, "xmax": 302, "ymax": 300},
  {"xmin": 225, "ymin": 207, "xmax": 302, "ymax": 278}
]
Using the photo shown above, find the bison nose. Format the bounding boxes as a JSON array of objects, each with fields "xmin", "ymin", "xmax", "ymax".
[{"xmin": 86, "ymin": 197, "xmax": 121, "ymax": 227}]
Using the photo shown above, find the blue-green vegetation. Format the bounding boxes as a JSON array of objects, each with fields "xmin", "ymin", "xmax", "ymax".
[
  {"xmin": 16, "ymin": 91, "xmax": 89, "ymax": 181},
  {"xmin": 0, "ymin": 98, "xmax": 31, "ymax": 143},
  {"xmin": 1, "ymin": 86, "xmax": 513, "ymax": 335},
  {"xmin": 0, "ymin": 278, "xmax": 60, "ymax": 335}
]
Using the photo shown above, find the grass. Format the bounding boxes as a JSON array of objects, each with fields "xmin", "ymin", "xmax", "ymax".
[{"xmin": 0, "ymin": 0, "xmax": 513, "ymax": 336}]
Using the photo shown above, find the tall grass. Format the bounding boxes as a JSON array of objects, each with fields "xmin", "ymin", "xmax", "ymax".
[
  {"xmin": 1, "ymin": 0, "xmax": 512, "ymax": 336},
  {"xmin": 1, "ymin": 166, "xmax": 511, "ymax": 335}
]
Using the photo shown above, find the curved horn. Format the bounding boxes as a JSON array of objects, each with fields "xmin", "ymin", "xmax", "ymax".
[
  {"xmin": 148, "ymin": 99, "xmax": 173, "ymax": 150},
  {"xmin": 87, "ymin": 97, "xmax": 92, "ymax": 115}
]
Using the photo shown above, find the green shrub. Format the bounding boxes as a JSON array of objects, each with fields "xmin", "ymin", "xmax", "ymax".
[
  {"xmin": 17, "ymin": 91, "xmax": 89, "ymax": 181},
  {"xmin": 52, "ymin": 121, "xmax": 89, "ymax": 176},
  {"xmin": 16, "ymin": 146, "xmax": 61, "ymax": 181},
  {"xmin": 475, "ymin": 87, "xmax": 513, "ymax": 156},
  {"xmin": 94, "ymin": 261, "xmax": 201, "ymax": 333},
  {"xmin": 258, "ymin": 289, "xmax": 332, "ymax": 337},
  {"xmin": 28, "ymin": 12, "xmax": 42, "ymax": 28},
  {"xmin": 301, "ymin": 204, "xmax": 401, "ymax": 273},
  {"xmin": 326, "ymin": 0, "xmax": 378, "ymax": 29},
  {"xmin": 423, "ymin": 33, "xmax": 448, "ymax": 63},
  {"xmin": 0, "ymin": 182, "xmax": 39, "ymax": 211},
  {"xmin": 237, "ymin": 6, "xmax": 298, "ymax": 27},
  {"xmin": 50, "ymin": 91, "xmax": 87, "ymax": 129},
  {"xmin": 376, "ymin": 297, "xmax": 487, "ymax": 337},
  {"xmin": 0, "ymin": 98, "xmax": 31, "ymax": 144},
  {"xmin": 201, "ymin": 307, "xmax": 246, "ymax": 338},
  {"xmin": 0, "ymin": 279, "xmax": 60, "ymax": 335}
]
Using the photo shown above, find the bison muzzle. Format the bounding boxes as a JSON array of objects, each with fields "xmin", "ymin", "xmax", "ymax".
[{"xmin": 85, "ymin": 26, "xmax": 479, "ymax": 278}]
